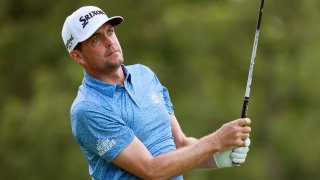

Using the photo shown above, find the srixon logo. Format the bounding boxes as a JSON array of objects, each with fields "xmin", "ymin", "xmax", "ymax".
[
  {"xmin": 65, "ymin": 35, "xmax": 74, "ymax": 49},
  {"xmin": 79, "ymin": 10, "xmax": 106, "ymax": 28}
]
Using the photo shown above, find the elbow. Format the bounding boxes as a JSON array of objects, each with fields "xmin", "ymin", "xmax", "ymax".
[
  {"xmin": 141, "ymin": 169, "xmax": 165, "ymax": 180},
  {"xmin": 140, "ymin": 161, "xmax": 169, "ymax": 180},
  {"xmin": 174, "ymin": 136, "xmax": 187, "ymax": 148},
  {"xmin": 141, "ymin": 172, "xmax": 163, "ymax": 180}
]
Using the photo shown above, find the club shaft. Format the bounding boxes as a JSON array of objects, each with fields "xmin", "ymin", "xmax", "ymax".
[
  {"xmin": 242, "ymin": 0, "xmax": 264, "ymax": 118},
  {"xmin": 233, "ymin": 0, "xmax": 265, "ymax": 166}
]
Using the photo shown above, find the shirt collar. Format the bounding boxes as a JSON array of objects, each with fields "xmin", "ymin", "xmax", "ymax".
[
  {"xmin": 83, "ymin": 64, "xmax": 132, "ymax": 98},
  {"xmin": 122, "ymin": 64, "xmax": 132, "ymax": 82}
]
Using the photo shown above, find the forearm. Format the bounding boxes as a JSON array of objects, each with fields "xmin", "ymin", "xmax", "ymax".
[
  {"xmin": 182, "ymin": 137, "xmax": 217, "ymax": 169},
  {"xmin": 150, "ymin": 134, "xmax": 219, "ymax": 179}
]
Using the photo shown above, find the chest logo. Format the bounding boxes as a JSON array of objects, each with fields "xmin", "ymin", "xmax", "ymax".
[{"xmin": 148, "ymin": 92, "xmax": 163, "ymax": 107}]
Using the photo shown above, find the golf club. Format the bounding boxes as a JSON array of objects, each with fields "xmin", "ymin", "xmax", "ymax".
[{"xmin": 232, "ymin": 0, "xmax": 265, "ymax": 166}]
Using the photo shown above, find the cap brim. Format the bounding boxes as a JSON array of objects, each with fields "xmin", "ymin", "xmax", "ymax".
[
  {"xmin": 79, "ymin": 16, "xmax": 124, "ymax": 43},
  {"xmin": 107, "ymin": 16, "xmax": 123, "ymax": 27}
]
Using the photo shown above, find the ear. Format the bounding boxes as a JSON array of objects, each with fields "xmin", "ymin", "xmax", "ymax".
[{"xmin": 69, "ymin": 50, "xmax": 85, "ymax": 65}]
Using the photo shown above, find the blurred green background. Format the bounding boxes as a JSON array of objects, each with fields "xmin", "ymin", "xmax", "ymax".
[{"xmin": 1, "ymin": 0, "xmax": 320, "ymax": 179}]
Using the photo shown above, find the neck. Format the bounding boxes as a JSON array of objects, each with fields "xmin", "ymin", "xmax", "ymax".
[{"xmin": 86, "ymin": 65, "xmax": 125, "ymax": 85}]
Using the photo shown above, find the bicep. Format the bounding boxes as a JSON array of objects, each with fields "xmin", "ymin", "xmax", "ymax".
[
  {"xmin": 170, "ymin": 115, "xmax": 198, "ymax": 148},
  {"xmin": 170, "ymin": 115, "xmax": 188, "ymax": 148},
  {"xmin": 112, "ymin": 137, "xmax": 154, "ymax": 179}
]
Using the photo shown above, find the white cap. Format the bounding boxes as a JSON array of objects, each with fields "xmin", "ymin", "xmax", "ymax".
[{"xmin": 62, "ymin": 6, "xmax": 123, "ymax": 52}]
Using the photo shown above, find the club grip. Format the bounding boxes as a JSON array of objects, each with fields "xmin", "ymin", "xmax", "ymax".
[
  {"xmin": 241, "ymin": 97, "xmax": 250, "ymax": 118},
  {"xmin": 232, "ymin": 97, "xmax": 250, "ymax": 166}
]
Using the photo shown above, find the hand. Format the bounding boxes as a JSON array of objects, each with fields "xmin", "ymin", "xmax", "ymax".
[
  {"xmin": 213, "ymin": 138, "xmax": 250, "ymax": 168},
  {"xmin": 232, "ymin": 138, "xmax": 250, "ymax": 164},
  {"xmin": 213, "ymin": 118, "xmax": 251, "ymax": 152}
]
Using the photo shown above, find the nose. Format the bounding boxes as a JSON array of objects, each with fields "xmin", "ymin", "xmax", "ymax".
[{"xmin": 103, "ymin": 31, "xmax": 113, "ymax": 47}]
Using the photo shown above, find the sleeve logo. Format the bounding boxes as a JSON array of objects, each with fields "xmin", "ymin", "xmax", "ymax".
[{"xmin": 96, "ymin": 138, "xmax": 116, "ymax": 156}]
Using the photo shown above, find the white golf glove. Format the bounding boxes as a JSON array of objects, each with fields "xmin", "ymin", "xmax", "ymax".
[{"xmin": 213, "ymin": 138, "xmax": 250, "ymax": 168}]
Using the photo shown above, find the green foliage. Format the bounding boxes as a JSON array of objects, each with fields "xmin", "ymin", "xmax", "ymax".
[{"xmin": 1, "ymin": 0, "xmax": 320, "ymax": 179}]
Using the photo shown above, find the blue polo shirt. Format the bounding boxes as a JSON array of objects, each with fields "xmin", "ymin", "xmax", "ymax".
[{"xmin": 70, "ymin": 64, "xmax": 183, "ymax": 180}]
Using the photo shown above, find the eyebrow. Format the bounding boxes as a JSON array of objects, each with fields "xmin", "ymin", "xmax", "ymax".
[{"xmin": 88, "ymin": 25, "xmax": 114, "ymax": 40}]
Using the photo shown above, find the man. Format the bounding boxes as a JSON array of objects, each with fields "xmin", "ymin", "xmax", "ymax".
[{"xmin": 62, "ymin": 6, "xmax": 252, "ymax": 180}]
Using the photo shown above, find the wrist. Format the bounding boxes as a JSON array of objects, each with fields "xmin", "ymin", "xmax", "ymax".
[{"xmin": 204, "ymin": 133, "xmax": 222, "ymax": 154}]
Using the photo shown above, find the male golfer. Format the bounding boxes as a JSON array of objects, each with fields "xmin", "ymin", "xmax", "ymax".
[{"xmin": 62, "ymin": 6, "xmax": 252, "ymax": 180}]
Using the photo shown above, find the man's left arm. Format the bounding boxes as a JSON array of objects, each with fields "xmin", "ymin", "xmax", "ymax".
[{"xmin": 170, "ymin": 114, "xmax": 250, "ymax": 169}]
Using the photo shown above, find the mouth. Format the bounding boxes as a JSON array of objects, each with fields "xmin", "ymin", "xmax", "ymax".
[{"xmin": 106, "ymin": 50, "xmax": 120, "ymax": 57}]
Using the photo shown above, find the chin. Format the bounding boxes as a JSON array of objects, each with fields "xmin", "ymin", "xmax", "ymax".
[
  {"xmin": 115, "ymin": 56, "xmax": 124, "ymax": 65},
  {"xmin": 108, "ymin": 53, "xmax": 124, "ymax": 64},
  {"xmin": 107, "ymin": 60, "xmax": 123, "ymax": 69}
]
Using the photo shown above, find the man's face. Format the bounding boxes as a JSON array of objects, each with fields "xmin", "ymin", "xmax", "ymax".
[{"xmin": 73, "ymin": 23, "xmax": 124, "ymax": 74}]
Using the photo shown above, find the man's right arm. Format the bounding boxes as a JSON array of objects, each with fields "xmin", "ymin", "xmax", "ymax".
[{"xmin": 112, "ymin": 118, "xmax": 251, "ymax": 179}]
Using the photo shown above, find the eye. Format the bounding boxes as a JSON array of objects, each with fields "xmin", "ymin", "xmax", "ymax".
[
  {"xmin": 92, "ymin": 35, "xmax": 101, "ymax": 43},
  {"xmin": 107, "ymin": 29, "xmax": 114, "ymax": 36}
]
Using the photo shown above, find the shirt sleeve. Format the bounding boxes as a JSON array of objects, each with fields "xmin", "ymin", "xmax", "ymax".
[
  {"xmin": 71, "ymin": 101, "xmax": 135, "ymax": 162},
  {"xmin": 140, "ymin": 64, "xmax": 175, "ymax": 114},
  {"xmin": 162, "ymin": 86, "xmax": 174, "ymax": 114}
]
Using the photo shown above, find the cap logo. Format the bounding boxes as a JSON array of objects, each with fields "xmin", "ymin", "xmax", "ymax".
[
  {"xmin": 65, "ymin": 35, "xmax": 74, "ymax": 50},
  {"xmin": 79, "ymin": 10, "xmax": 106, "ymax": 28}
]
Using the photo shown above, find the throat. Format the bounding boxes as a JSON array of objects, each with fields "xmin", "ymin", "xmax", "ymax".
[{"xmin": 97, "ymin": 66, "xmax": 125, "ymax": 85}]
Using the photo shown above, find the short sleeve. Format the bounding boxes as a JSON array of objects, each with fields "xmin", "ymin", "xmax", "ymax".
[
  {"xmin": 162, "ymin": 86, "xmax": 174, "ymax": 114},
  {"xmin": 71, "ymin": 101, "xmax": 135, "ymax": 162},
  {"xmin": 140, "ymin": 64, "xmax": 175, "ymax": 114}
]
